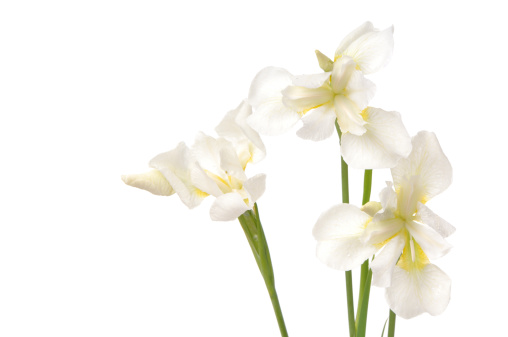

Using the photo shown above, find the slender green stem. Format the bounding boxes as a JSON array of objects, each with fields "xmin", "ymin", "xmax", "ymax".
[
  {"xmin": 362, "ymin": 170, "xmax": 372, "ymax": 206},
  {"xmin": 356, "ymin": 269, "xmax": 372, "ymax": 337},
  {"xmin": 238, "ymin": 206, "xmax": 288, "ymax": 337},
  {"xmin": 387, "ymin": 310, "xmax": 396, "ymax": 337},
  {"xmin": 336, "ymin": 120, "xmax": 355, "ymax": 337},
  {"xmin": 381, "ymin": 318, "xmax": 388, "ymax": 337}
]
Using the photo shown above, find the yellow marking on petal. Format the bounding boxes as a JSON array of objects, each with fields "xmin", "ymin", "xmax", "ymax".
[
  {"xmin": 299, "ymin": 103, "xmax": 325, "ymax": 117},
  {"xmin": 360, "ymin": 108, "xmax": 369, "ymax": 121},
  {"xmin": 373, "ymin": 230, "xmax": 402, "ymax": 250},
  {"xmin": 195, "ymin": 189, "xmax": 209, "ymax": 198},
  {"xmin": 397, "ymin": 232, "xmax": 429, "ymax": 272}
]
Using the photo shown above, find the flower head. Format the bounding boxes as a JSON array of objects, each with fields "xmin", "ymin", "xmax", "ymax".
[
  {"xmin": 313, "ymin": 131, "xmax": 454, "ymax": 318},
  {"xmin": 122, "ymin": 102, "xmax": 266, "ymax": 221}
]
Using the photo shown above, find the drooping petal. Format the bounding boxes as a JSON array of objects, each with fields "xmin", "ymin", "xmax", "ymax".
[
  {"xmin": 406, "ymin": 221, "xmax": 452, "ymax": 260},
  {"xmin": 315, "ymin": 50, "xmax": 333, "ymax": 72},
  {"xmin": 379, "ymin": 182, "xmax": 397, "ymax": 211},
  {"xmin": 391, "ymin": 131, "xmax": 452, "ymax": 201},
  {"xmin": 313, "ymin": 204, "xmax": 376, "ymax": 270},
  {"xmin": 282, "ymin": 84, "xmax": 333, "ymax": 114},
  {"xmin": 416, "ymin": 202, "xmax": 456, "ymax": 238},
  {"xmin": 338, "ymin": 25, "xmax": 394, "ymax": 74},
  {"xmin": 370, "ymin": 234, "xmax": 406, "ymax": 287},
  {"xmin": 247, "ymin": 67, "xmax": 300, "ymax": 135},
  {"xmin": 313, "ymin": 204, "xmax": 371, "ymax": 240},
  {"xmin": 346, "ymin": 71, "xmax": 376, "ymax": 110},
  {"xmin": 334, "ymin": 95, "xmax": 366, "ymax": 136},
  {"xmin": 121, "ymin": 170, "xmax": 175, "ymax": 196},
  {"xmin": 296, "ymin": 104, "xmax": 336, "ymax": 141},
  {"xmin": 331, "ymin": 56, "xmax": 356, "ymax": 93},
  {"xmin": 386, "ymin": 263, "xmax": 451, "ymax": 319},
  {"xmin": 243, "ymin": 173, "xmax": 266, "ymax": 204},
  {"xmin": 341, "ymin": 108, "xmax": 412, "ymax": 169},
  {"xmin": 210, "ymin": 192, "xmax": 251, "ymax": 221},
  {"xmin": 215, "ymin": 100, "xmax": 266, "ymax": 165},
  {"xmin": 335, "ymin": 22, "xmax": 375, "ymax": 58},
  {"xmin": 149, "ymin": 142, "xmax": 207, "ymax": 208}
]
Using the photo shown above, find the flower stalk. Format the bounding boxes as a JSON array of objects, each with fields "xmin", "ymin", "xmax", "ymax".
[{"xmin": 237, "ymin": 204, "xmax": 288, "ymax": 337}]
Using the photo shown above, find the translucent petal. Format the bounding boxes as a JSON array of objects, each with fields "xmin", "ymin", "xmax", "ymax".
[
  {"xmin": 282, "ymin": 85, "xmax": 333, "ymax": 114},
  {"xmin": 331, "ymin": 56, "xmax": 356, "ymax": 93},
  {"xmin": 346, "ymin": 71, "xmax": 376, "ymax": 110},
  {"xmin": 379, "ymin": 182, "xmax": 397, "ymax": 211},
  {"xmin": 334, "ymin": 95, "xmax": 366, "ymax": 136},
  {"xmin": 391, "ymin": 131, "xmax": 452, "ymax": 201},
  {"xmin": 405, "ymin": 221, "xmax": 452, "ymax": 260},
  {"xmin": 296, "ymin": 104, "xmax": 336, "ymax": 141},
  {"xmin": 121, "ymin": 170, "xmax": 175, "ymax": 196},
  {"xmin": 386, "ymin": 263, "xmax": 451, "ymax": 319},
  {"xmin": 316, "ymin": 237, "xmax": 377, "ymax": 271},
  {"xmin": 335, "ymin": 22, "xmax": 375, "ymax": 58},
  {"xmin": 416, "ymin": 202, "xmax": 456, "ymax": 238},
  {"xmin": 341, "ymin": 108, "xmax": 412, "ymax": 169},
  {"xmin": 292, "ymin": 71, "xmax": 331, "ymax": 88},
  {"xmin": 371, "ymin": 234, "xmax": 405, "ymax": 287},
  {"xmin": 363, "ymin": 215, "xmax": 404, "ymax": 245},
  {"xmin": 243, "ymin": 173, "xmax": 266, "ymax": 204},
  {"xmin": 313, "ymin": 204, "xmax": 371, "ymax": 241}
]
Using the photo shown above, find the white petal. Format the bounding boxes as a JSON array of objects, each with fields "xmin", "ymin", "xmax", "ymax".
[
  {"xmin": 379, "ymin": 182, "xmax": 397, "ymax": 211},
  {"xmin": 292, "ymin": 71, "xmax": 331, "ymax": 88},
  {"xmin": 391, "ymin": 131, "xmax": 452, "ymax": 201},
  {"xmin": 316, "ymin": 237, "xmax": 377, "ymax": 271},
  {"xmin": 313, "ymin": 204, "xmax": 371, "ymax": 240},
  {"xmin": 282, "ymin": 85, "xmax": 334, "ymax": 113},
  {"xmin": 339, "ymin": 25, "xmax": 394, "ymax": 74},
  {"xmin": 247, "ymin": 67, "xmax": 300, "ymax": 135},
  {"xmin": 386, "ymin": 263, "xmax": 451, "ymax": 319},
  {"xmin": 335, "ymin": 22, "xmax": 375, "ymax": 58},
  {"xmin": 215, "ymin": 100, "xmax": 266, "ymax": 164},
  {"xmin": 149, "ymin": 142, "xmax": 206, "ymax": 208},
  {"xmin": 243, "ymin": 173, "xmax": 266, "ymax": 203},
  {"xmin": 190, "ymin": 165, "xmax": 223, "ymax": 197},
  {"xmin": 341, "ymin": 107, "xmax": 412, "ymax": 169},
  {"xmin": 361, "ymin": 201, "xmax": 382, "ymax": 217},
  {"xmin": 210, "ymin": 193, "xmax": 250, "ymax": 221},
  {"xmin": 315, "ymin": 50, "xmax": 333, "ymax": 72},
  {"xmin": 416, "ymin": 202, "xmax": 455, "ymax": 238},
  {"xmin": 296, "ymin": 104, "xmax": 336, "ymax": 141},
  {"xmin": 219, "ymin": 143, "xmax": 247, "ymax": 181},
  {"xmin": 334, "ymin": 95, "xmax": 366, "ymax": 136},
  {"xmin": 191, "ymin": 133, "xmax": 223, "ymax": 176},
  {"xmin": 346, "ymin": 71, "xmax": 376, "ymax": 110},
  {"xmin": 406, "ymin": 221, "xmax": 452, "ymax": 260},
  {"xmin": 331, "ymin": 56, "xmax": 356, "ymax": 93},
  {"xmin": 121, "ymin": 170, "xmax": 175, "ymax": 196},
  {"xmin": 371, "ymin": 234, "xmax": 406, "ymax": 287},
  {"xmin": 363, "ymin": 215, "xmax": 404, "ymax": 245}
]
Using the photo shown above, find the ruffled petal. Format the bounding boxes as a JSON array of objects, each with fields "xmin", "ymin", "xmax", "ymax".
[
  {"xmin": 370, "ymin": 234, "xmax": 406, "ymax": 287},
  {"xmin": 416, "ymin": 202, "xmax": 456, "ymax": 238},
  {"xmin": 296, "ymin": 104, "xmax": 336, "ymax": 141},
  {"xmin": 341, "ymin": 107, "xmax": 412, "ymax": 169},
  {"xmin": 334, "ymin": 95, "xmax": 366, "ymax": 136},
  {"xmin": 379, "ymin": 182, "xmax": 397, "ymax": 211},
  {"xmin": 391, "ymin": 131, "xmax": 452, "ymax": 201},
  {"xmin": 335, "ymin": 22, "xmax": 375, "ymax": 58},
  {"xmin": 292, "ymin": 71, "xmax": 331, "ymax": 88},
  {"xmin": 386, "ymin": 263, "xmax": 451, "ymax": 319},
  {"xmin": 121, "ymin": 170, "xmax": 175, "ymax": 196},
  {"xmin": 247, "ymin": 67, "xmax": 300, "ymax": 135},
  {"xmin": 338, "ymin": 25, "xmax": 394, "ymax": 74},
  {"xmin": 406, "ymin": 221, "xmax": 452, "ymax": 260},
  {"xmin": 210, "ymin": 192, "xmax": 251, "ymax": 221}
]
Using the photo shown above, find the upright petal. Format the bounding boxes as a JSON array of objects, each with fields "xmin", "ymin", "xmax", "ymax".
[
  {"xmin": 331, "ymin": 56, "xmax": 356, "ymax": 93},
  {"xmin": 338, "ymin": 25, "xmax": 394, "ymax": 74},
  {"xmin": 296, "ymin": 104, "xmax": 336, "ymax": 141},
  {"xmin": 121, "ymin": 170, "xmax": 175, "ymax": 196},
  {"xmin": 391, "ymin": 131, "xmax": 452, "ymax": 201},
  {"xmin": 247, "ymin": 67, "xmax": 300, "ymax": 135},
  {"xmin": 386, "ymin": 263, "xmax": 451, "ymax": 319},
  {"xmin": 379, "ymin": 182, "xmax": 397, "ymax": 211},
  {"xmin": 341, "ymin": 107, "xmax": 411, "ymax": 169},
  {"xmin": 335, "ymin": 22, "xmax": 375, "ymax": 58},
  {"xmin": 416, "ymin": 202, "xmax": 456, "ymax": 238},
  {"xmin": 334, "ymin": 95, "xmax": 366, "ymax": 136}
]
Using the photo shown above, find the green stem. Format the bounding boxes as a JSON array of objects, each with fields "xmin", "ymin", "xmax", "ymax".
[
  {"xmin": 238, "ymin": 206, "xmax": 288, "ymax": 337},
  {"xmin": 356, "ymin": 269, "xmax": 372, "ymax": 337},
  {"xmin": 336, "ymin": 120, "xmax": 355, "ymax": 337},
  {"xmin": 387, "ymin": 310, "xmax": 396, "ymax": 337}
]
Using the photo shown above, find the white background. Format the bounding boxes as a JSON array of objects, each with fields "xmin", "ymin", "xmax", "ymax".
[{"xmin": 1, "ymin": 1, "xmax": 506, "ymax": 336}]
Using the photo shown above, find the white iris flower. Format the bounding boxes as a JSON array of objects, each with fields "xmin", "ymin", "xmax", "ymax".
[
  {"xmin": 122, "ymin": 101, "xmax": 266, "ymax": 221},
  {"xmin": 313, "ymin": 131, "xmax": 455, "ymax": 318},
  {"xmin": 247, "ymin": 22, "xmax": 411, "ymax": 169}
]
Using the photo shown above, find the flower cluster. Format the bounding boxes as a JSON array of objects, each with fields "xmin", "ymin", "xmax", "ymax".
[{"xmin": 122, "ymin": 101, "xmax": 267, "ymax": 221}]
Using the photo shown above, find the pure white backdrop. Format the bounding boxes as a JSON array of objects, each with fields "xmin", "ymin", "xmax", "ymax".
[{"xmin": 1, "ymin": 1, "xmax": 506, "ymax": 336}]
